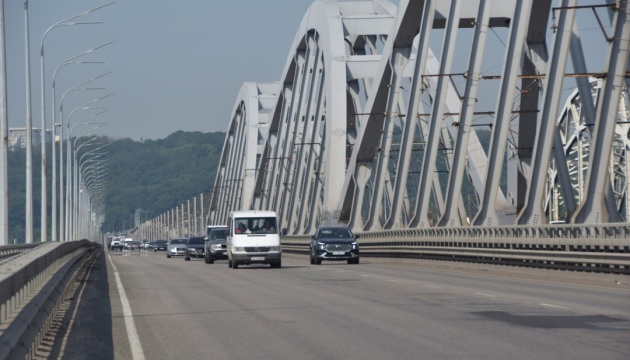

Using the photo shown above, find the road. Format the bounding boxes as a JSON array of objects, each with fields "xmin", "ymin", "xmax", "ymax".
[{"xmin": 42, "ymin": 248, "xmax": 630, "ymax": 360}]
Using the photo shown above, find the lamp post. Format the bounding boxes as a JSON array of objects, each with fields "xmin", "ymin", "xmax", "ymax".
[
  {"xmin": 53, "ymin": 63, "xmax": 110, "ymax": 241},
  {"xmin": 39, "ymin": 7, "xmax": 109, "ymax": 243},
  {"xmin": 76, "ymin": 149, "xmax": 108, "ymax": 239},
  {"xmin": 75, "ymin": 142, "xmax": 109, "ymax": 236},
  {"xmin": 59, "ymin": 94, "xmax": 109, "ymax": 241},
  {"xmin": 65, "ymin": 115, "xmax": 108, "ymax": 239},
  {"xmin": 24, "ymin": 0, "xmax": 34, "ymax": 243},
  {"xmin": 49, "ymin": 51, "xmax": 110, "ymax": 241},
  {"xmin": 0, "ymin": 0, "xmax": 8, "ymax": 245}
]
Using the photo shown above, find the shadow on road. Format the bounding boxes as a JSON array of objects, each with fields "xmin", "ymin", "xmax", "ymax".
[{"xmin": 39, "ymin": 248, "xmax": 115, "ymax": 360}]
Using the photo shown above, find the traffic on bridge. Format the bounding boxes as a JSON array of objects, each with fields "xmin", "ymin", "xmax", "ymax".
[{"xmin": 1, "ymin": 0, "xmax": 630, "ymax": 359}]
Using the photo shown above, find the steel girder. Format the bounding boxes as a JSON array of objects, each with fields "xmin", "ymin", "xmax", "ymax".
[{"xmin": 208, "ymin": 0, "xmax": 630, "ymax": 234}]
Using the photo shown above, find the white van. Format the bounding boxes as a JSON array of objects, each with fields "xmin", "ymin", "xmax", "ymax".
[{"xmin": 227, "ymin": 210, "xmax": 281, "ymax": 269}]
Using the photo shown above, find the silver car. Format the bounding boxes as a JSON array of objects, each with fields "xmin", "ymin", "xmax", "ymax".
[{"xmin": 167, "ymin": 238, "xmax": 187, "ymax": 258}]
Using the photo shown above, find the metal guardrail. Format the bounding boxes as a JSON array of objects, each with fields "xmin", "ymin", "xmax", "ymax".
[
  {"xmin": 0, "ymin": 244, "xmax": 42, "ymax": 263},
  {"xmin": 282, "ymin": 223, "xmax": 630, "ymax": 274},
  {"xmin": 0, "ymin": 240, "xmax": 94, "ymax": 359}
]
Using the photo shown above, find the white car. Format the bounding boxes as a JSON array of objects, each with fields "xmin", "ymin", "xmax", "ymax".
[{"xmin": 167, "ymin": 238, "xmax": 187, "ymax": 258}]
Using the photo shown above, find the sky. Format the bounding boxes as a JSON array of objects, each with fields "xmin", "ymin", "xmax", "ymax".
[
  {"xmin": 2, "ymin": 1, "xmax": 613, "ymax": 141},
  {"xmin": 3, "ymin": 0, "xmax": 313, "ymax": 140}
]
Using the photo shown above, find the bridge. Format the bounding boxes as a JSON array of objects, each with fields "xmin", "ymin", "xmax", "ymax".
[{"xmin": 1, "ymin": 0, "xmax": 630, "ymax": 358}]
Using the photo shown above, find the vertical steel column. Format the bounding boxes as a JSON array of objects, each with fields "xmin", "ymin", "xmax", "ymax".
[
  {"xmin": 386, "ymin": 0, "xmax": 435, "ymax": 229},
  {"xmin": 286, "ymin": 38, "xmax": 317, "ymax": 232},
  {"xmin": 474, "ymin": 0, "xmax": 534, "ymax": 226},
  {"xmin": 363, "ymin": 51, "xmax": 407, "ymax": 231},
  {"xmin": 518, "ymin": 0, "xmax": 577, "ymax": 225},
  {"xmin": 574, "ymin": 0, "xmax": 630, "ymax": 223},
  {"xmin": 439, "ymin": 0, "xmax": 492, "ymax": 227},
  {"xmin": 411, "ymin": 0, "xmax": 461, "ymax": 228}
]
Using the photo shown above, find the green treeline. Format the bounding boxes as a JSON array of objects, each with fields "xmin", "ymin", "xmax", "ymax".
[
  {"xmin": 6, "ymin": 131, "xmax": 225, "ymax": 243},
  {"xmin": 6, "ymin": 129, "xmax": 496, "ymax": 243}
]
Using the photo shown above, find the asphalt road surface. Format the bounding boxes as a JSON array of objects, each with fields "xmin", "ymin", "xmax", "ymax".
[{"xmin": 42, "ymin": 248, "xmax": 630, "ymax": 360}]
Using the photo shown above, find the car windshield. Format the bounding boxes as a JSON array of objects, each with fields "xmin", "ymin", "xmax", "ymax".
[
  {"xmin": 319, "ymin": 228, "xmax": 353, "ymax": 238},
  {"xmin": 234, "ymin": 217, "xmax": 277, "ymax": 234},
  {"xmin": 210, "ymin": 228, "xmax": 227, "ymax": 240},
  {"xmin": 188, "ymin": 237, "xmax": 204, "ymax": 245},
  {"xmin": 155, "ymin": 240, "xmax": 167, "ymax": 245},
  {"xmin": 170, "ymin": 239, "xmax": 186, "ymax": 244}
]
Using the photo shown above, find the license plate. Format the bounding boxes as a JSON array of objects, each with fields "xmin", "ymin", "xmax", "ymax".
[
  {"xmin": 251, "ymin": 256, "xmax": 265, "ymax": 261},
  {"xmin": 222, "ymin": 252, "xmax": 227, "ymax": 255},
  {"xmin": 332, "ymin": 251, "xmax": 346, "ymax": 255}
]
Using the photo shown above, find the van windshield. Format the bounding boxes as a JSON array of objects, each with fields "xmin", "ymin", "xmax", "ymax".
[{"xmin": 234, "ymin": 217, "xmax": 277, "ymax": 234}]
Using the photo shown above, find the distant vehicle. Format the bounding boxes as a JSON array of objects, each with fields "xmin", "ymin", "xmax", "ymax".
[
  {"xmin": 167, "ymin": 239, "xmax": 187, "ymax": 258},
  {"xmin": 125, "ymin": 241, "xmax": 142, "ymax": 250},
  {"xmin": 110, "ymin": 238, "xmax": 123, "ymax": 251},
  {"xmin": 310, "ymin": 226, "xmax": 359, "ymax": 265},
  {"xmin": 154, "ymin": 240, "xmax": 168, "ymax": 252},
  {"xmin": 227, "ymin": 210, "xmax": 281, "ymax": 269},
  {"xmin": 184, "ymin": 236, "xmax": 206, "ymax": 261},
  {"xmin": 204, "ymin": 226, "xmax": 227, "ymax": 264}
]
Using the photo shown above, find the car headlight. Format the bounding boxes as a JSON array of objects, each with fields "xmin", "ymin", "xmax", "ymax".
[
  {"xmin": 318, "ymin": 243, "xmax": 326, "ymax": 250},
  {"xmin": 211, "ymin": 244, "xmax": 223, "ymax": 251},
  {"xmin": 352, "ymin": 242, "xmax": 358, "ymax": 249},
  {"xmin": 233, "ymin": 247, "xmax": 245, "ymax": 252},
  {"xmin": 269, "ymin": 246, "xmax": 281, "ymax": 252}
]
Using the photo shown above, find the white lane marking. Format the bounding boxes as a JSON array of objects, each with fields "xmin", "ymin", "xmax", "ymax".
[
  {"xmin": 107, "ymin": 253, "xmax": 145, "ymax": 360},
  {"xmin": 360, "ymin": 274, "xmax": 371, "ymax": 277},
  {"xmin": 423, "ymin": 285, "xmax": 441, "ymax": 289},
  {"xmin": 540, "ymin": 303, "xmax": 570, "ymax": 310},
  {"xmin": 475, "ymin": 292, "xmax": 496, "ymax": 297},
  {"xmin": 388, "ymin": 280, "xmax": 400, "ymax": 283}
]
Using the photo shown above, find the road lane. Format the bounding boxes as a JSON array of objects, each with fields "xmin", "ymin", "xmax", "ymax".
[{"xmin": 68, "ymin": 249, "xmax": 630, "ymax": 359}]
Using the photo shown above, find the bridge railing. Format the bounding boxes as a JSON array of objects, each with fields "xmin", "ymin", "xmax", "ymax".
[
  {"xmin": 0, "ymin": 240, "xmax": 95, "ymax": 359},
  {"xmin": 0, "ymin": 243, "xmax": 43, "ymax": 263},
  {"xmin": 282, "ymin": 223, "xmax": 630, "ymax": 273}
]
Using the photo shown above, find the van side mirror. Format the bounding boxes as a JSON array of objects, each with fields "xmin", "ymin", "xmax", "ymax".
[
  {"xmin": 282, "ymin": 228, "xmax": 288, "ymax": 236},
  {"xmin": 355, "ymin": 234, "xmax": 360, "ymax": 239}
]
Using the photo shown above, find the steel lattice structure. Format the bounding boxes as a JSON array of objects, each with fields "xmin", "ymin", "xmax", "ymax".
[{"xmin": 208, "ymin": 0, "xmax": 630, "ymax": 235}]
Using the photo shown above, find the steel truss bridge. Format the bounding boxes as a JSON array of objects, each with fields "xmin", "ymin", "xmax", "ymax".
[{"xmin": 207, "ymin": 0, "xmax": 630, "ymax": 244}]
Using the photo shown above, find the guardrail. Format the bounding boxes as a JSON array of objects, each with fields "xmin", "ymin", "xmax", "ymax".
[
  {"xmin": 0, "ymin": 240, "xmax": 95, "ymax": 359},
  {"xmin": 282, "ymin": 223, "xmax": 630, "ymax": 274},
  {"xmin": 0, "ymin": 244, "xmax": 42, "ymax": 263}
]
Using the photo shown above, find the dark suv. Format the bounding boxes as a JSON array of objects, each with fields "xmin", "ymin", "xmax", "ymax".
[
  {"xmin": 185, "ymin": 237, "xmax": 206, "ymax": 260},
  {"xmin": 204, "ymin": 226, "xmax": 227, "ymax": 264},
  {"xmin": 310, "ymin": 226, "xmax": 360, "ymax": 265},
  {"xmin": 153, "ymin": 240, "xmax": 168, "ymax": 252}
]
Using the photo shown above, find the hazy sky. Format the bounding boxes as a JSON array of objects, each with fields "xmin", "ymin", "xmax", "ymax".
[{"xmin": 4, "ymin": 0, "xmax": 312, "ymax": 140}]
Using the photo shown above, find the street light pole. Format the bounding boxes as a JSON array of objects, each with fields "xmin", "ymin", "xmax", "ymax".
[
  {"xmin": 24, "ymin": 0, "xmax": 34, "ymax": 243},
  {"xmin": 39, "ymin": 15, "xmax": 105, "ymax": 244},
  {"xmin": 66, "ymin": 117, "xmax": 108, "ymax": 239},
  {"xmin": 0, "ymin": 0, "xmax": 8, "ymax": 245},
  {"xmin": 51, "ymin": 48, "xmax": 110, "ymax": 242}
]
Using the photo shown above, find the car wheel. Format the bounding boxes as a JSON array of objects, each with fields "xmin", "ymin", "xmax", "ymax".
[
  {"xmin": 204, "ymin": 255, "xmax": 210, "ymax": 264},
  {"xmin": 315, "ymin": 257, "xmax": 321, "ymax": 265},
  {"xmin": 167, "ymin": 254, "xmax": 171, "ymax": 258},
  {"xmin": 309, "ymin": 250, "xmax": 314, "ymax": 264},
  {"xmin": 228, "ymin": 259, "xmax": 232, "ymax": 268},
  {"xmin": 348, "ymin": 258, "xmax": 359, "ymax": 264},
  {"xmin": 208, "ymin": 258, "xmax": 214, "ymax": 264},
  {"xmin": 271, "ymin": 261, "xmax": 281, "ymax": 268},
  {"xmin": 232, "ymin": 261, "xmax": 238, "ymax": 269},
  {"xmin": 185, "ymin": 256, "xmax": 190, "ymax": 261}
]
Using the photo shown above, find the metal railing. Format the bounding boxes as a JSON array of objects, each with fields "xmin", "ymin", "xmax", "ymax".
[
  {"xmin": 0, "ymin": 240, "xmax": 95, "ymax": 359},
  {"xmin": 282, "ymin": 223, "xmax": 630, "ymax": 273},
  {"xmin": 0, "ymin": 243, "xmax": 42, "ymax": 263}
]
